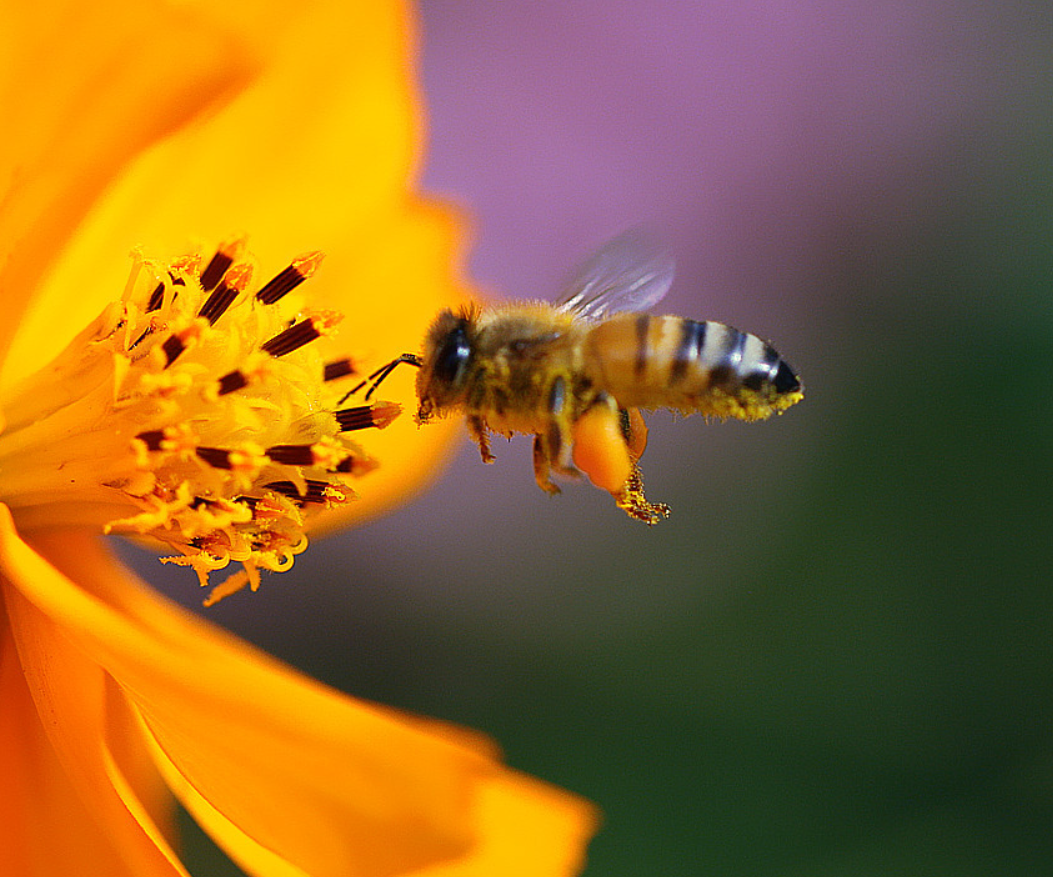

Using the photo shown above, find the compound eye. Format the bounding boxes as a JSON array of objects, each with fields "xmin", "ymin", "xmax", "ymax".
[{"xmin": 433, "ymin": 325, "xmax": 471, "ymax": 386}]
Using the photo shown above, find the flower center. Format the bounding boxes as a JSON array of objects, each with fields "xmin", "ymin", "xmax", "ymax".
[{"xmin": 0, "ymin": 239, "xmax": 400, "ymax": 603}]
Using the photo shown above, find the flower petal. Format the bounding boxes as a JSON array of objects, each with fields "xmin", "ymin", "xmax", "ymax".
[
  {"xmin": 0, "ymin": 612, "xmax": 172, "ymax": 875},
  {"xmin": 405, "ymin": 771, "xmax": 600, "ymax": 877},
  {"xmin": 1, "ymin": 585, "xmax": 188, "ymax": 876},
  {"xmin": 5, "ymin": 0, "xmax": 454, "ymax": 378},
  {"xmin": 0, "ymin": 0, "xmax": 267, "ymax": 378},
  {"xmin": 1, "ymin": 511, "xmax": 597, "ymax": 875}
]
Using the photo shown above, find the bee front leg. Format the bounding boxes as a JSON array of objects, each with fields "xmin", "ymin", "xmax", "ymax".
[{"xmin": 466, "ymin": 414, "xmax": 495, "ymax": 464}]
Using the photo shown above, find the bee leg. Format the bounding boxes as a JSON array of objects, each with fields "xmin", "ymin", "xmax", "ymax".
[
  {"xmin": 545, "ymin": 375, "xmax": 579, "ymax": 480},
  {"xmin": 467, "ymin": 414, "xmax": 495, "ymax": 464},
  {"xmin": 614, "ymin": 464, "xmax": 671, "ymax": 526},
  {"xmin": 619, "ymin": 407, "xmax": 649, "ymax": 461},
  {"xmin": 532, "ymin": 435, "xmax": 561, "ymax": 495},
  {"xmin": 574, "ymin": 398, "xmax": 670, "ymax": 525}
]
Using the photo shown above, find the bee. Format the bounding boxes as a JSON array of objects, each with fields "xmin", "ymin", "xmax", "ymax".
[{"xmin": 362, "ymin": 231, "xmax": 803, "ymax": 524}]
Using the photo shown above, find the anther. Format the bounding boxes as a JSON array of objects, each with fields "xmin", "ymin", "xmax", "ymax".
[
  {"xmin": 260, "ymin": 311, "xmax": 341, "ymax": 357},
  {"xmin": 256, "ymin": 251, "xmax": 325, "ymax": 305},
  {"xmin": 199, "ymin": 236, "xmax": 246, "ymax": 292},
  {"xmin": 147, "ymin": 282, "xmax": 166, "ymax": 312},
  {"xmin": 323, "ymin": 357, "xmax": 357, "ymax": 382},
  {"xmin": 136, "ymin": 430, "xmax": 166, "ymax": 451},
  {"xmin": 335, "ymin": 401, "xmax": 401, "ymax": 432},
  {"xmin": 160, "ymin": 321, "xmax": 207, "ymax": 368},
  {"xmin": 335, "ymin": 455, "xmax": 379, "ymax": 477},
  {"xmin": 162, "ymin": 334, "xmax": 186, "ymax": 366},
  {"xmin": 216, "ymin": 370, "xmax": 248, "ymax": 396},
  {"xmin": 264, "ymin": 479, "xmax": 344, "ymax": 505},
  {"xmin": 196, "ymin": 446, "xmax": 235, "ymax": 469},
  {"xmin": 265, "ymin": 444, "xmax": 317, "ymax": 466},
  {"xmin": 198, "ymin": 264, "xmax": 252, "ymax": 325}
]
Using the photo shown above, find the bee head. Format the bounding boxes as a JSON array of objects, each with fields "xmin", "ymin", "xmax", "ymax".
[{"xmin": 416, "ymin": 307, "xmax": 477, "ymax": 421}]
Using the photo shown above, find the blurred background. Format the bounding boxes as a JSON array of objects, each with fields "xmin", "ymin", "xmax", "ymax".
[{"xmin": 126, "ymin": 1, "xmax": 1053, "ymax": 874}]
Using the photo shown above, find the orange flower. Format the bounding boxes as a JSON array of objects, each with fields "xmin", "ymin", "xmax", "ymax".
[{"xmin": 0, "ymin": 0, "xmax": 597, "ymax": 874}]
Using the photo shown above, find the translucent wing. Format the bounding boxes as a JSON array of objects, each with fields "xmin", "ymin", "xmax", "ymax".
[{"xmin": 555, "ymin": 229, "xmax": 676, "ymax": 319}]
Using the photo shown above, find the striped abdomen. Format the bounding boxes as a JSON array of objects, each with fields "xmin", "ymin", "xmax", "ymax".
[{"xmin": 582, "ymin": 313, "xmax": 803, "ymax": 420}]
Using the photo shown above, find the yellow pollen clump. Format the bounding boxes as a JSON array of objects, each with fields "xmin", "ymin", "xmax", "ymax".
[{"xmin": 0, "ymin": 243, "xmax": 397, "ymax": 603}]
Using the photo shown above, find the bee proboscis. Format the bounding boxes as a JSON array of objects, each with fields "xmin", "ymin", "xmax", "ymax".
[{"xmin": 362, "ymin": 231, "xmax": 804, "ymax": 524}]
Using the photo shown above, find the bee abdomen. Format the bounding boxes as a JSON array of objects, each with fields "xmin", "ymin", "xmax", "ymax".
[{"xmin": 586, "ymin": 315, "xmax": 802, "ymax": 419}]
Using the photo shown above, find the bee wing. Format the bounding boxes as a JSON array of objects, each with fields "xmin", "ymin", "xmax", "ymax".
[{"xmin": 555, "ymin": 229, "xmax": 676, "ymax": 319}]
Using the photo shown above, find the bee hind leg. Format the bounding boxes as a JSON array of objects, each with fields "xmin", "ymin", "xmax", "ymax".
[
  {"xmin": 573, "ymin": 398, "xmax": 670, "ymax": 525},
  {"xmin": 613, "ymin": 464, "xmax": 671, "ymax": 526}
]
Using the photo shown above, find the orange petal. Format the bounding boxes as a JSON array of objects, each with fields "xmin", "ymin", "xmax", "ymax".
[
  {"xmin": 0, "ymin": 0, "xmax": 267, "ymax": 378},
  {"xmin": 407, "ymin": 772, "xmax": 600, "ymax": 877},
  {"xmin": 8, "ymin": 0, "xmax": 454, "ymax": 378},
  {"xmin": 1, "ymin": 586, "xmax": 188, "ymax": 876},
  {"xmin": 1, "ymin": 511, "xmax": 597, "ymax": 875},
  {"xmin": 0, "ymin": 612, "xmax": 177, "ymax": 876}
]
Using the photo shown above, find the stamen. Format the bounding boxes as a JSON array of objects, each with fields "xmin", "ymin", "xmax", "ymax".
[
  {"xmin": 264, "ymin": 479, "xmax": 353, "ymax": 505},
  {"xmin": 335, "ymin": 455, "xmax": 379, "ymax": 477},
  {"xmin": 260, "ymin": 311, "xmax": 341, "ymax": 357},
  {"xmin": 162, "ymin": 334, "xmax": 187, "ymax": 366},
  {"xmin": 264, "ymin": 437, "xmax": 347, "ymax": 468},
  {"xmin": 160, "ymin": 321, "xmax": 207, "ymax": 368},
  {"xmin": 335, "ymin": 401, "xmax": 402, "ymax": 432},
  {"xmin": 199, "ymin": 235, "xmax": 246, "ymax": 292},
  {"xmin": 147, "ymin": 282, "xmax": 166, "ymax": 312},
  {"xmin": 216, "ymin": 370, "xmax": 248, "ymax": 395},
  {"xmin": 323, "ymin": 357, "xmax": 357, "ymax": 382},
  {"xmin": 265, "ymin": 444, "xmax": 316, "ymax": 465},
  {"xmin": 198, "ymin": 264, "xmax": 252, "ymax": 324},
  {"xmin": 195, "ymin": 445, "xmax": 266, "ymax": 474},
  {"xmin": 195, "ymin": 446, "xmax": 235, "ymax": 469},
  {"xmin": 256, "ymin": 251, "xmax": 324, "ymax": 304},
  {"xmin": 136, "ymin": 430, "xmax": 166, "ymax": 452},
  {"xmin": 146, "ymin": 260, "xmax": 194, "ymax": 312}
]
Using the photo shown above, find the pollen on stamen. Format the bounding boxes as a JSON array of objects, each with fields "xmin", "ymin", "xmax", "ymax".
[{"xmin": 0, "ymin": 240, "xmax": 408, "ymax": 606}]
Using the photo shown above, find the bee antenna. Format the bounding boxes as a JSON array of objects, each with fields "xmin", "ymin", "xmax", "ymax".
[{"xmin": 341, "ymin": 353, "xmax": 423, "ymax": 403}]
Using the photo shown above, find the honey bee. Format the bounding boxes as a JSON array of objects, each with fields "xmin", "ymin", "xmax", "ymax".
[{"xmin": 363, "ymin": 231, "xmax": 803, "ymax": 524}]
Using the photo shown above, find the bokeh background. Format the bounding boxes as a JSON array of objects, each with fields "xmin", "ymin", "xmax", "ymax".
[{"xmin": 125, "ymin": 1, "xmax": 1053, "ymax": 874}]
